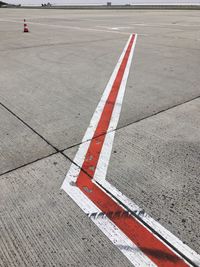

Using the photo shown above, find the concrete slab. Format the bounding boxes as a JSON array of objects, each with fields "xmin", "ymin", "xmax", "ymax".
[
  {"xmin": 108, "ymin": 99, "xmax": 200, "ymax": 255},
  {"xmin": 0, "ymin": 12, "xmax": 128, "ymax": 150},
  {"xmin": 0, "ymin": 105, "xmax": 54, "ymax": 175},
  {"xmin": 0, "ymin": 9, "xmax": 199, "ymax": 153},
  {"xmin": 64, "ymin": 98, "xmax": 200, "ymax": 254},
  {"xmin": 117, "ymin": 14, "xmax": 200, "ymax": 128},
  {"xmin": 0, "ymin": 153, "xmax": 132, "ymax": 266},
  {"xmin": 119, "ymin": 37, "xmax": 200, "ymax": 128},
  {"xmin": 1, "ymin": 8, "xmax": 200, "ymax": 264}
]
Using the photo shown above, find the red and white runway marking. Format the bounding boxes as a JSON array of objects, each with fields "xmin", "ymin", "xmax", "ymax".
[{"xmin": 61, "ymin": 34, "xmax": 200, "ymax": 266}]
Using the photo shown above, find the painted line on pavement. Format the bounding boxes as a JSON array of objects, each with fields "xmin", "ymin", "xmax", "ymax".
[
  {"xmin": 0, "ymin": 18, "xmax": 131, "ymax": 35},
  {"xmin": 130, "ymin": 22, "xmax": 200, "ymax": 28},
  {"xmin": 62, "ymin": 34, "xmax": 200, "ymax": 266}
]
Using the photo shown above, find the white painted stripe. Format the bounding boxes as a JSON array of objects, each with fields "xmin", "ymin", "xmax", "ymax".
[
  {"xmin": 90, "ymin": 33, "xmax": 200, "ymax": 264},
  {"xmin": 82, "ymin": 34, "xmax": 132, "ymax": 142},
  {"xmin": 61, "ymin": 162, "xmax": 156, "ymax": 266},
  {"xmin": 96, "ymin": 26, "xmax": 132, "ymax": 30},
  {"xmin": 94, "ymin": 34, "xmax": 137, "ymax": 183},
  {"xmin": 130, "ymin": 22, "xmax": 200, "ymax": 28},
  {"xmin": 64, "ymin": 35, "xmax": 133, "ymax": 170},
  {"xmin": 62, "ymin": 34, "xmax": 157, "ymax": 265}
]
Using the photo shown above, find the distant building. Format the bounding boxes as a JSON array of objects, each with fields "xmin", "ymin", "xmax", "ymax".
[{"xmin": 0, "ymin": 1, "xmax": 7, "ymax": 6}]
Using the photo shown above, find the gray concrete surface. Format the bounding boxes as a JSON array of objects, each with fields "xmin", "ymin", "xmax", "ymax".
[
  {"xmin": 0, "ymin": 105, "xmax": 55, "ymax": 174},
  {"xmin": 0, "ymin": 14, "xmax": 128, "ymax": 151},
  {"xmin": 1, "ymin": 9, "xmax": 200, "ymax": 155},
  {"xmin": 0, "ymin": 154, "xmax": 131, "ymax": 266},
  {"xmin": 66, "ymin": 98, "xmax": 200, "ymax": 253},
  {"xmin": 0, "ymin": 8, "xmax": 200, "ymax": 266}
]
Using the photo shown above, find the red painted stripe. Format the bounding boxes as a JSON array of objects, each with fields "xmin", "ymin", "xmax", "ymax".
[
  {"xmin": 77, "ymin": 173, "xmax": 188, "ymax": 267},
  {"xmin": 82, "ymin": 34, "xmax": 135, "ymax": 178},
  {"xmin": 76, "ymin": 35, "xmax": 189, "ymax": 266}
]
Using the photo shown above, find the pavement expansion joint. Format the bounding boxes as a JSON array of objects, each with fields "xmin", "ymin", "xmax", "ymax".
[
  {"xmin": 115, "ymin": 94, "xmax": 200, "ymax": 133},
  {"xmin": 0, "ymin": 151, "xmax": 59, "ymax": 177},
  {"xmin": 61, "ymin": 95, "xmax": 200, "ymax": 155},
  {"xmin": 0, "ymin": 101, "xmax": 59, "ymax": 152}
]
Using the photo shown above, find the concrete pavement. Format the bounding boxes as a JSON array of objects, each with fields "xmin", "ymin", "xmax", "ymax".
[{"xmin": 0, "ymin": 8, "xmax": 200, "ymax": 266}]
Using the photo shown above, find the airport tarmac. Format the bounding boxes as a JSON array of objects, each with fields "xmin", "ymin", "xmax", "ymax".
[{"xmin": 0, "ymin": 8, "xmax": 200, "ymax": 266}]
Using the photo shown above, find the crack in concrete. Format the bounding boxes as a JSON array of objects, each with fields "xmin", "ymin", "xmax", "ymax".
[{"xmin": 0, "ymin": 102, "xmax": 59, "ymax": 153}]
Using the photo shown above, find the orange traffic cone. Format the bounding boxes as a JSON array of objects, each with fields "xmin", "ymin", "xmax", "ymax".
[{"xmin": 24, "ymin": 19, "xmax": 29, "ymax": 33}]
